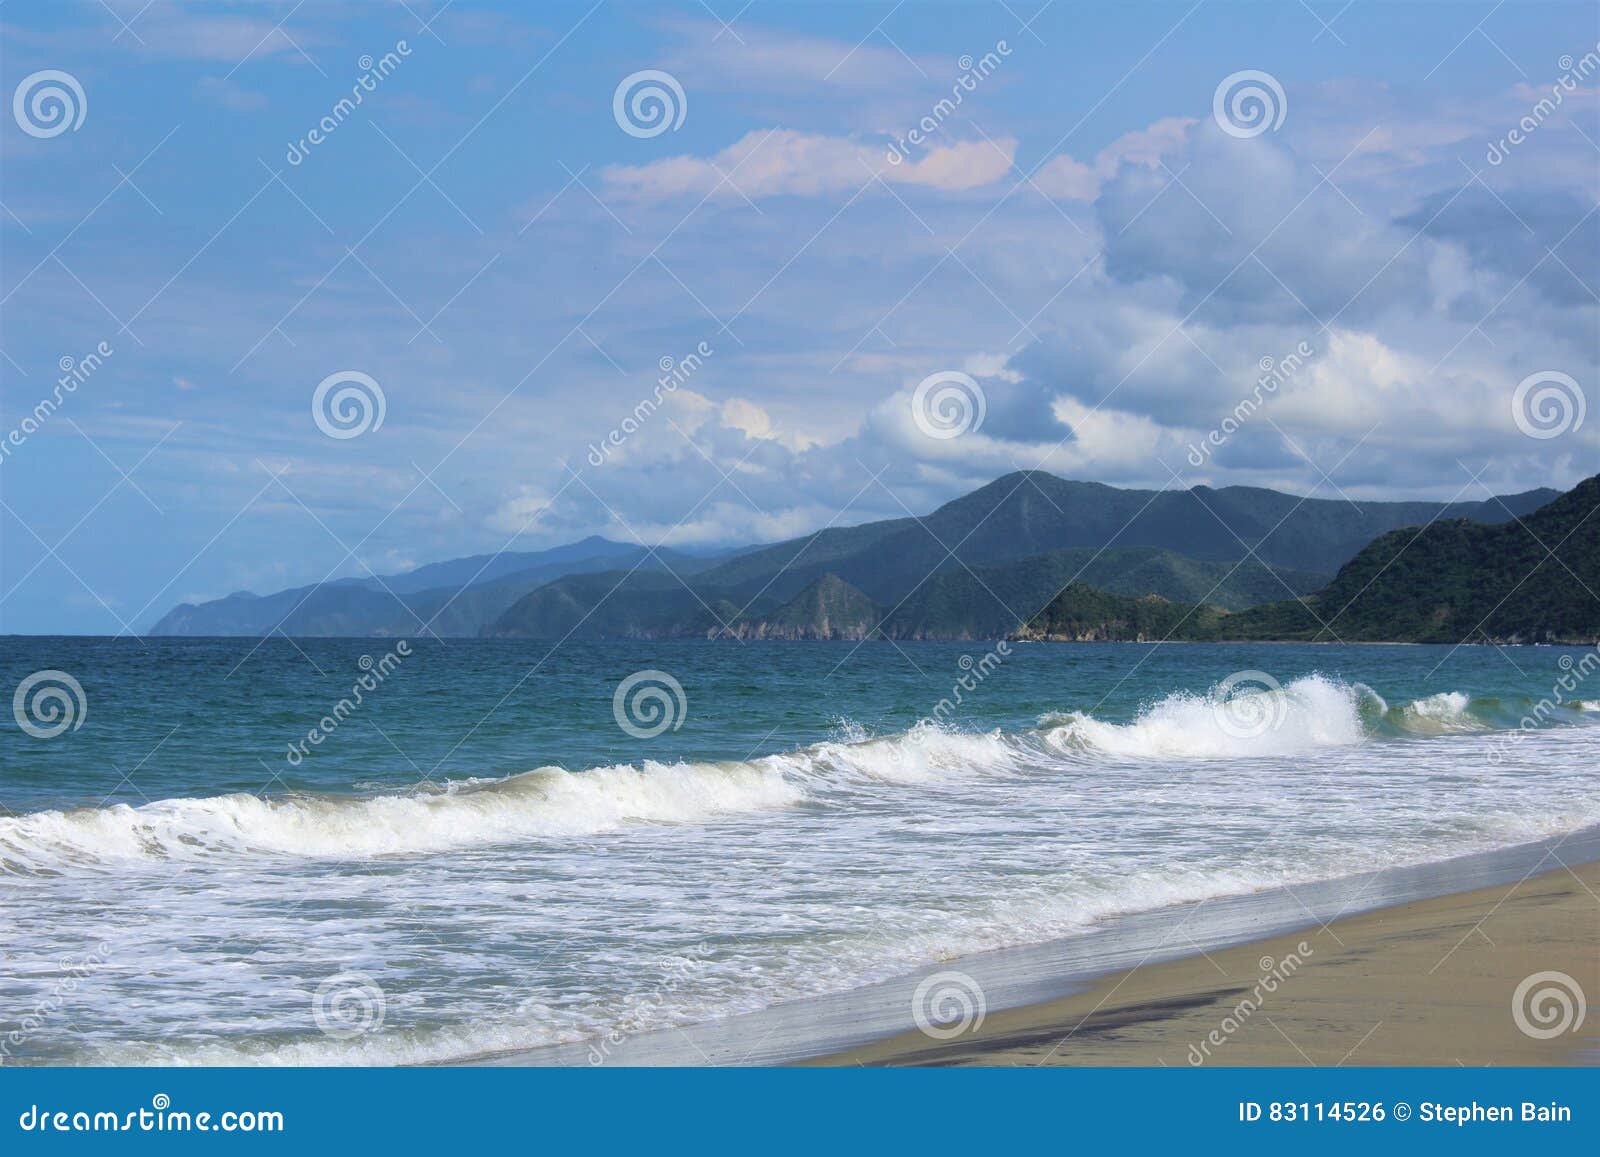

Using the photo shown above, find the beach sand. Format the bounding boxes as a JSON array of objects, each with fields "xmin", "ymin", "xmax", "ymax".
[{"xmin": 811, "ymin": 860, "xmax": 1600, "ymax": 1066}]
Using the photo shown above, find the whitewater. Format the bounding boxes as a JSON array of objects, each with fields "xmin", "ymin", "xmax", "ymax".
[
  {"xmin": 4, "ymin": 647, "xmax": 1597, "ymax": 1068},
  {"xmin": 0, "ymin": 674, "xmax": 1586, "ymax": 870}
]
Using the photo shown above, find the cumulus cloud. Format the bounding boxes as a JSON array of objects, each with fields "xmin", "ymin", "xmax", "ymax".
[
  {"xmin": 487, "ymin": 486, "xmax": 557, "ymax": 537},
  {"xmin": 1093, "ymin": 120, "xmax": 1445, "ymax": 326},
  {"xmin": 1400, "ymin": 186, "xmax": 1600, "ymax": 308},
  {"xmin": 519, "ymin": 82, "xmax": 1597, "ymax": 548},
  {"xmin": 1032, "ymin": 116, "xmax": 1196, "ymax": 201}
]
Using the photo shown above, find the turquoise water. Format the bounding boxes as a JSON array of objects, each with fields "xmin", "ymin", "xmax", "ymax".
[{"xmin": 2, "ymin": 637, "xmax": 1597, "ymax": 1063}]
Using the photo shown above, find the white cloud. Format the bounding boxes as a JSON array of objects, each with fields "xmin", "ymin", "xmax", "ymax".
[
  {"xmin": 487, "ymin": 486, "xmax": 556, "ymax": 536},
  {"xmin": 602, "ymin": 129, "xmax": 1015, "ymax": 202},
  {"xmin": 719, "ymin": 397, "xmax": 774, "ymax": 440},
  {"xmin": 659, "ymin": 17, "xmax": 945, "ymax": 93},
  {"xmin": 127, "ymin": 6, "xmax": 324, "ymax": 63},
  {"xmin": 1032, "ymin": 116, "xmax": 1195, "ymax": 201}
]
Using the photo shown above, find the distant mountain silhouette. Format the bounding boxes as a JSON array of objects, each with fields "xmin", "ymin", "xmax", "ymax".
[{"xmin": 147, "ymin": 539, "xmax": 725, "ymax": 637}]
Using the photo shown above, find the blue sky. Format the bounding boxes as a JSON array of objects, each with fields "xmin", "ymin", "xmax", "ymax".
[{"xmin": 1, "ymin": 0, "xmax": 1596, "ymax": 634}]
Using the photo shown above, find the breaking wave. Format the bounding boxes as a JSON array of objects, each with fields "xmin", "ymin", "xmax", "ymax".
[{"xmin": 2, "ymin": 676, "xmax": 1590, "ymax": 873}]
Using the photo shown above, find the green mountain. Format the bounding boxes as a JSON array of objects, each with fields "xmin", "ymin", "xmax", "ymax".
[
  {"xmin": 1206, "ymin": 475, "xmax": 1600, "ymax": 643},
  {"xmin": 877, "ymin": 547, "xmax": 1325, "ymax": 639},
  {"xmin": 1012, "ymin": 585, "xmax": 1228, "ymax": 642},
  {"xmin": 486, "ymin": 570, "xmax": 743, "ymax": 640},
  {"xmin": 151, "ymin": 472, "xmax": 1563, "ymax": 639},
  {"xmin": 723, "ymin": 574, "xmax": 879, "ymax": 639},
  {"xmin": 679, "ymin": 472, "xmax": 1557, "ymax": 607},
  {"xmin": 1016, "ymin": 477, "xmax": 1599, "ymax": 645},
  {"xmin": 487, "ymin": 474, "xmax": 1555, "ymax": 639}
]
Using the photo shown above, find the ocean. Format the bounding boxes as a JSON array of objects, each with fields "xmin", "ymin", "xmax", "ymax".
[{"xmin": 1, "ymin": 636, "xmax": 1597, "ymax": 1065}]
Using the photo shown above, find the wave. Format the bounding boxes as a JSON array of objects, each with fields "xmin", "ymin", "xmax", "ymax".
[
  {"xmin": 2, "ymin": 676, "xmax": 1589, "ymax": 872},
  {"xmin": 1384, "ymin": 690, "xmax": 1503, "ymax": 734},
  {"xmin": 1039, "ymin": 674, "xmax": 1375, "ymax": 758},
  {"xmin": 0, "ymin": 760, "xmax": 802, "ymax": 871},
  {"xmin": 1039, "ymin": 678, "xmax": 1579, "ymax": 757},
  {"xmin": 0, "ymin": 727, "xmax": 1019, "ymax": 873}
]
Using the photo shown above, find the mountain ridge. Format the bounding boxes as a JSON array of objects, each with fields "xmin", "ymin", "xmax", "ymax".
[
  {"xmin": 1016, "ymin": 476, "xmax": 1599, "ymax": 645},
  {"xmin": 1201, "ymin": 475, "xmax": 1600, "ymax": 643},
  {"xmin": 718, "ymin": 574, "xmax": 880, "ymax": 640},
  {"xmin": 485, "ymin": 475, "xmax": 1559, "ymax": 639},
  {"xmin": 149, "ymin": 473, "xmax": 1564, "ymax": 638},
  {"xmin": 148, "ymin": 541, "xmax": 721, "ymax": 638}
]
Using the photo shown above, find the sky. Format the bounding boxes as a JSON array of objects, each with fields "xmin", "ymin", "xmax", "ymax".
[{"xmin": 0, "ymin": 0, "xmax": 1596, "ymax": 634}]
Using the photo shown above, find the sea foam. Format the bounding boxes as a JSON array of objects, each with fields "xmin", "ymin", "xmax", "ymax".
[
  {"xmin": 0, "ymin": 676, "xmax": 1585, "ymax": 872},
  {"xmin": 1038, "ymin": 674, "xmax": 1374, "ymax": 759}
]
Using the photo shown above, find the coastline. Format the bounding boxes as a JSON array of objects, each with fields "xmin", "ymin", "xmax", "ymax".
[
  {"xmin": 478, "ymin": 825, "xmax": 1600, "ymax": 1067},
  {"xmin": 810, "ymin": 858, "xmax": 1600, "ymax": 1067}
]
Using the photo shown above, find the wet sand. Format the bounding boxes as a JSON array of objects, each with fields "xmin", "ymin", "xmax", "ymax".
[{"xmin": 813, "ymin": 860, "xmax": 1600, "ymax": 1066}]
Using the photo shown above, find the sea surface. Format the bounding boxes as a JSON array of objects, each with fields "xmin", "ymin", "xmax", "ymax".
[{"xmin": 1, "ymin": 636, "xmax": 1597, "ymax": 1065}]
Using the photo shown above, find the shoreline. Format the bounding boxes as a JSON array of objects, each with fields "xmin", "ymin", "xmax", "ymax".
[
  {"xmin": 809, "ymin": 857, "xmax": 1600, "ymax": 1067},
  {"xmin": 479, "ymin": 825, "xmax": 1600, "ymax": 1067}
]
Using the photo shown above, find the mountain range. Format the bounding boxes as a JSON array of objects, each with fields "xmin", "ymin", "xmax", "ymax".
[
  {"xmin": 148, "ymin": 538, "xmax": 728, "ymax": 638},
  {"xmin": 150, "ymin": 473, "xmax": 1561, "ymax": 640},
  {"xmin": 1018, "ymin": 475, "xmax": 1599, "ymax": 645}
]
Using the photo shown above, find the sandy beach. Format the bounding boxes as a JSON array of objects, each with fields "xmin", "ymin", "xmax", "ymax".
[{"xmin": 813, "ymin": 859, "xmax": 1600, "ymax": 1067}]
